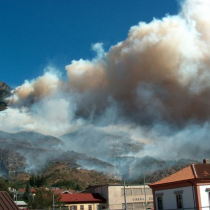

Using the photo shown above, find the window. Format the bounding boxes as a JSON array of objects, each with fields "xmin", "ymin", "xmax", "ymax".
[
  {"xmin": 80, "ymin": 205, "xmax": 84, "ymax": 210},
  {"xmin": 97, "ymin": 205, "xmax": 102, "ymax": 210},
  {"xmin": 127, "ymin": 203, "xmax": 133, "ymax": 210},
  {"xmin": 133, "ymin": 202, "xmax": 144, "ymax": 209},
  {"xmin": 70, "ymin": 206, "xmax": 77, "ymax": 210},
  {"xmin": 88, "ymin": 205, "xmax": 92, "ymax": 210},
  {"xmin": 147, "ymin": 202, "xmax": 154, "ymax": 208},
  {"xmin": 121, "ymin": 188, "xmax": 132, "ymax": 196},
  {"xmin": 176, "ymin": 194, "xmax": 183, "ymax": 209},
  {"xmin": 132, "ymin": 188, "xmax": 143, "ymax": 196},
  {"xmin": 157, "ymin": 197, "xmax": 163, "ymax": 210},
  {"xmin": 145, "ymin": 188, "xmax": 152, "ymax": 195},
  {"xmin": 122, "ymin": 203, "xmax": 133, "ymax": 210}
]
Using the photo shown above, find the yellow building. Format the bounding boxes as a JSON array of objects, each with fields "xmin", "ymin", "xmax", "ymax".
[{"xmin": 60, "ymin": 193, "xmax": 107, "ymax": 210}]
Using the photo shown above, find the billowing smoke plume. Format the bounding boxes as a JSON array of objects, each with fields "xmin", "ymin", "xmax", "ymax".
[{"xmin": 1, "ymin": 0, "xmax": 210, "ymax": 160}]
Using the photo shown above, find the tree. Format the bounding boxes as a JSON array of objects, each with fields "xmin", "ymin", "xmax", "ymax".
[
  {"xmin": 39, "ymin": 175, "xmax": 46, "ymax": 187},
  {"xmin": 23, "ymin": 182, "xmax": 32, "ymax": 202},
  {"xmin": 29, "ymin": 174, "xmax": 35, "ymax": 187},
  {"xmin": 29, "ymin": 174, "xmax": 46, "ymax": 188},
  {"xmin": 36, "ymin": 175, "xmax": 41, "ymax": 188},
  {"xmin": 0, "ymin": 178, "xmax": 8, "ymax": 191},
  {"xmin": 28, "ymin": 188, "xmax": 62, "ymax": 209}
]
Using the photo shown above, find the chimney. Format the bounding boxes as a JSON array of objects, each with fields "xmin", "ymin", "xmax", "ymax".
[{"xmin": 203, "ymin": 159, "xmax": 210, "ymax": 164}]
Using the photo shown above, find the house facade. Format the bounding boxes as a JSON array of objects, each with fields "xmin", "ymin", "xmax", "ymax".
[
  {"xmin": 86, "ymin": 185, "xmax": 154, "ymax": 210},
  {"xmin": 60, "ymin": 193, "xmax": 107, "ymax": 210},
  {"xmin": 149, "ymin": 160, "xmax": 210, "ymax": 210}
]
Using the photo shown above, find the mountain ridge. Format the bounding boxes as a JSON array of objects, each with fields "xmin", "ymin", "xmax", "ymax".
[
  {"xmin": 0, "ymin": 128, "xmax": 200, "ymax": 188},
  {"xmin": 0, "ymin": 81, "xmax": 11, "ymax": 111}
]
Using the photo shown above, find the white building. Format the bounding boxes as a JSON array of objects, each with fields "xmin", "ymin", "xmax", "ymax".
[
  {"xmin": 86, "ymin": 185, "xmax": 153, "ymax": 210},
  {"xmin": 149, "ymin": 159, "xmax": 210, "ymax": 210},
  {"xmin": 15, "ymin": 201, "xmax": 28, "ymax": 209}
]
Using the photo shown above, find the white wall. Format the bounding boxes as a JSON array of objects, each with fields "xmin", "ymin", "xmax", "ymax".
[
  {"xmin": 199, "ymin": 185, "xmax": 210, "ymax": 210},
  {"xmin": 108, "ymin": 185, "xmax": 153, "ymax": 210},
  {"xmin": 155, "ymin": 186, "xmax": 195, "ymax": 210},
  {"xmin": 87, "ymin": 185, "xmax": 153, "ymax": 210}
]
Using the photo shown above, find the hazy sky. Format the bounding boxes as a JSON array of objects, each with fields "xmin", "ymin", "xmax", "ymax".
[{"xmin": 0, "ymin": 0, "xmax": 179, "ymax": 87}]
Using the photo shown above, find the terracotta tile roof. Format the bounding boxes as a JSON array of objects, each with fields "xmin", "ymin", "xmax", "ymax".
[
  {"xmin": 150, "ymin": 164, "xmax": 210, "ymax": 186},
  {"xmin": 61, "ymin": 193, "xmax": 106, "ymax": 204},
  {"xmin": 0, "ymin": 191, "xmax": 19, "ymax": 210},
  {"xmin": 18, "ymin": 188, "xmax": 36, "ymax": 193},
  {"xmin": 194, "ymin": 164, "xmax": 210, "ymax": 178}
]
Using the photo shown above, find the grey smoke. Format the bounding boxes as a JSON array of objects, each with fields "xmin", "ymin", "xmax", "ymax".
[{"xmin": 0, "ymin": 0, "xmax": 210, "ymax": 164}]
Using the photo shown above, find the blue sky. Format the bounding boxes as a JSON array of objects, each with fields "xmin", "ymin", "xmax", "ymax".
[{"xmin": 0, "ymin": 0, "xmax": 179, "ymax": 87}]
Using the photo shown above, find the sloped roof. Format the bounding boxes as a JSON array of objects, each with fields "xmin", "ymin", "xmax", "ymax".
[
  {"xmin": 18, "ymin": 188, "xmax": 36, "ymax": 193},
  {"xmin": 194, "ymin": 164, "xmax": 210, "ymax": 178},
  {"xmin": 150, "ymin": 164, "xmax": 210, "ymax": 186},
  {"xmin": 61, "ymin": 193, "xmax": 106, "ymax": 204},
  {"xmin": 0, "ymin": 191, "xmax": 19, "ymax": 210}
]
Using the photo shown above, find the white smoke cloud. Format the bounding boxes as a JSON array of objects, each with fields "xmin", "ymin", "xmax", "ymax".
[{"xmin": 1, "ymin": 0, "xmax": 210, "ymax": 160}]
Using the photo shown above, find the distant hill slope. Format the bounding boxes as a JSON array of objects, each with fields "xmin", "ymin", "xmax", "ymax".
[
  {"xmin": 0, "ymin": 82, "xmax": 11, "ymax": 100},
  {"xmin": 60, "ymin": 127, "xmax": 144, "ymax": 161},
  {"xmin": 0, "ymin": 130, "xmax": 116, "ymax": 180},
  {"xmin": 60, "ymin": 127, "xmax": 200, "ymax": 181},
  {"xmin": 42, "ymin": 162, "xmax": 119, "ymax": 189},
  {"xmin": 0, "ymin": 82, "xmax": 11, "ymax": 111},
  {"xmin": 0, "ymin": 128, "xmax": 200, "ymax": 184},
  {"xmin": 134, "ymin": 158, "xmax": 200, "ymax": 184}
]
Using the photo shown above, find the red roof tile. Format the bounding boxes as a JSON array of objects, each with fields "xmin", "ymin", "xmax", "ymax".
[
  {"xmin": 194, "ymin": 164, "xmax": 210, "ymax": 178},
  {"xmin": 18, "ymin": 188, "xmax": 36, "ymax": 193},
  {"xmin": 150, "ymin": 164, "xmax": 210, "ymax": 186},
  {"xmin": 0, "ymin": 191, "xmax": 19, "ymax": 210},
  {"xmin": 61, "ymin": 193, "xmax": 106, "ymax": 204}
]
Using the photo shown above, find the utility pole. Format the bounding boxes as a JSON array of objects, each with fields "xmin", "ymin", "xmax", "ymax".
[
  {"xmin": 144, "ymin": 174, "xmax": 147, "ymax": 210},
  {"xmin": 16, "ymin": 191, "xmax": 18, "ymax": 202},
  {"xmin": 53, "ymin": 194, "xmax": 55, "ymax": 210},
  {"xmin": 123, "ymin": 181, "xmax": 127, "ymax": 210},
  {"xmin": 13, "ymin": 190, "xmax": 16, "ymax": 201}
]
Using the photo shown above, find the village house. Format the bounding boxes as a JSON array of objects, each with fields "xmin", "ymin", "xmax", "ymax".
[
  {"xmin": 149, "ymin": 159, "xmax": 210, "ymax": 210},
  {"xmin": 86, "ymin": 185, "xmax": 154, "ymax": 210},
  {"xmin": 60, "ymin": 193, "xmax": 107, "ymax": 210},
  {"xmin": 16, "ymin": 188, "xmax": 36, "ymax": 200}
]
